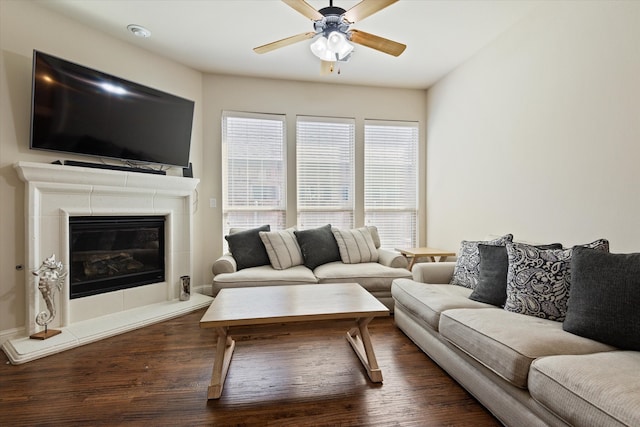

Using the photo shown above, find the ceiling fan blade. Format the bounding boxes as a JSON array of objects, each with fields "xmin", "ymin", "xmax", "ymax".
[
  {"xmin": 349, "ymin": 29, "xmax": 406, "ymax": 57},
  {"xmin": 282, "ymin": 0, "xmax": 324, "ymax": 21},
  {"xmin": 320, "ymin": 60, "xmax": 335, "ymax": 75},
  {"xmin": 343, "ymin": 0, "xmax": 398, "ymax": 24},
  {"xmin": 254, "ymin": 32, "xmax": 316, "ymax": 54}
]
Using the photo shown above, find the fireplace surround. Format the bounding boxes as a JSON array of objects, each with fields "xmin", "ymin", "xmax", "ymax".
[{"xmin": 3, "ymin": 162, "xmax": 212, "ymax": 364}]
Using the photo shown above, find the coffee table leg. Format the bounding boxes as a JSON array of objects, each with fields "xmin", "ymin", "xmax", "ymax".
[
  {"xmin": 346, "ymin": 317, "xmax": 383, "ymax": 383},
  {"xmin": 208, "ymin": 326, "xmax": 235, "ymax": 399}
]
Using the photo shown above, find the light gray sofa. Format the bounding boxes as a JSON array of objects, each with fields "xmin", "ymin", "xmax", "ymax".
[
  {"xmin": 212, "ymin": 248, "xmax": 411, "ymax": 311},
  {"xmin": 392, "ymin": 262, "xmax": 640, "ymax": 427}
]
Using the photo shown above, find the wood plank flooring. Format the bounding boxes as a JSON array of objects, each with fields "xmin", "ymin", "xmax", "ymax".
[{"xmin": 1, "ymin": 308, "xmax": 499, "ymax": 426}]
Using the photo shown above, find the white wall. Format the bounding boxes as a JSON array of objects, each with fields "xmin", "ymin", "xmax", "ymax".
[
  {"xmin": 0, "ymin": 0, "xmax": 203, "ymax": 336},
  {"xmin": 201, "ymin": 74, "xmax": 427, "ymax": 268},
  {"xmin": 426, "ymin": 1, "xmax": 640, "ymax": 252}
]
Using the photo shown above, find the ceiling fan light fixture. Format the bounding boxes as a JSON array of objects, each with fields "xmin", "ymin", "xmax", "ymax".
[{"xmin": 310, "ymin": 31, "xmax": 353, "ymax": 62}]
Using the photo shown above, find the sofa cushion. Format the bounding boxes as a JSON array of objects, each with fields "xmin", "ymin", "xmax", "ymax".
[
  {"xmin": 315, "ymin": 262, "xmax": 411, "ymax": 293},
  {"xmin": 294, "ymin": 224, "xmax": 341, "ymax": 269},
  {"xmin": 439, "ymin": 308, "xmax": 615, "ymax": 388},
  {"xmin": 450, "ymin": 234, "xmax": 513, "ymax": 289},
  {"xmin": 529, "ymin": 351, "xmax": 640, "ymax": 427},
  {"xmin": 259, "ymin": 228, "xmax": 304, "ymax": 270},
  {"xmin": 224, "ymin": 224, "xmax": 271, "ymax": 270},
  {"xmin": 564, "ymin": 247, "xmax": 640, "ymax": 350},
  {"xmin": 212, "ymin": 264, "xmax": 317, "ymax": 288},
  {"xmin": 504, "ymin": 239, "xmax": 609, "ymax": 321},
  {"xmin": 332, "ymin": 227, "xmax": 379, "ymax": 264},
  {"xmin": 470, "ymin": 243, "xmax": 563, "ymax": 307},
  {"xmin": 391, "ymin": 279, "xmax": 493, "ymax": 330}
]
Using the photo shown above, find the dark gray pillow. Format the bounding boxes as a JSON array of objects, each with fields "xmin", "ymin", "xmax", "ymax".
[
  {"xmin": 294, "ymin": 224, "xmax": 341, "ymax": 270},
  {"xmin": 470, "ymin": 243, "xmax": 563, "ymax": 306},
  {"xmin": 224, "ymin": 225, "xmax": 270, "ymax": 270},
  {"xmin": 563, "ymin": 246, "xmax": 640, "ymax": 351},
  {"xmin": 469, "ymin": 244, "xmax": 509, "ymax": 306}
]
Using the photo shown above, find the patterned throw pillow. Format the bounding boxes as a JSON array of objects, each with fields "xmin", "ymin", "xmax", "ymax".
[
  {"xmin": 259, "ymin": 228, "xmax": 304, "ymax": 270},
  {"xmin": 450, "ymin": 234, "xmax": 514, "ymax": 289},
  {"xmin": 332, "ymin": 227, "xmax": 379, "ymax": 264},
  {"xmin": 504, "ymin": 239, "xmax": 609, "ymax": 321}
]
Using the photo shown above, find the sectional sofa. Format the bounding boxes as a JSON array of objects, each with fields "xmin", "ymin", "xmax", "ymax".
[
  {"xmin": 392, "ymin": 235, "xmax": 640, "ymax": 426},
  {"xmin": 211, "ymin": 224, "xmax": 412, "ymax": 310}
]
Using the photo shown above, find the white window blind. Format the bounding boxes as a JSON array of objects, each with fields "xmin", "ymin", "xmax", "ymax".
[
  {"xmin": 222, "ymin": 111, "xmax": 286, "ymax": 244},
  {"xmin": 296, "ymin": 116, "xmax": 355, "ymax": 229},
  {"xmin": 365, "ymin": 120, "xmax": 418, "ymax": 248}
]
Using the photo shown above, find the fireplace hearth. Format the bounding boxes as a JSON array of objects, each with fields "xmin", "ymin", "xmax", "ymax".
[{"xmin": 69, "ymin": 216, "xmax": 166, "ymax": 299}]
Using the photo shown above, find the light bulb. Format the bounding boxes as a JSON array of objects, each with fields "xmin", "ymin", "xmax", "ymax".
[
  {"xmin": 310, "ymin": 36, "xmax": 335, "ymax": 61},
  {"xmin": 327, "ymin": 31, "xmax": 345, "ymax": 51}
]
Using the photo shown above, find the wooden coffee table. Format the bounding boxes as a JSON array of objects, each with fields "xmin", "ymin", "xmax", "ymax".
[{"xmin": 199, "ymin": 283, "xmax": 389, "ymax": 399}]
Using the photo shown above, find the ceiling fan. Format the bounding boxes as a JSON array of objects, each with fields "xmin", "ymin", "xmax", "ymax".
[{"xmin": 254, "ymin": 0, "xmax": 406, "ymax": 74}]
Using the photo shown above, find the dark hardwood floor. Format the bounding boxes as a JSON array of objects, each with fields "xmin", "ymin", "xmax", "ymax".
[{"xmin": 1, "ymin": 308, "xmax": 499, "ymax": 426}]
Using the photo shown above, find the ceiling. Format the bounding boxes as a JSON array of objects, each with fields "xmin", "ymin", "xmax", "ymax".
[{"xmin": 33, "ymin": 0, "xmax": 542, "ymax": 89}]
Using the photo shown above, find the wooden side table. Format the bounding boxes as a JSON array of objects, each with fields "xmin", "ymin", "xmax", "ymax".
[{"xmin": 395, "ymin": 247, "xmax": 456, "ymax": 270}]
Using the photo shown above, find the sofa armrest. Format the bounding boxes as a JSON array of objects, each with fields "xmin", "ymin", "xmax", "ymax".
[
  {"xmin": 378, "ymin": 248, "xmax": 409, "ymax": 269},
  {"xmin": 212, "ymin": 254, "xmax": 237, "ymax": 276},
  {"xmin": 412, "ymin": 261, "xmax": 456, "ymax": 284}
]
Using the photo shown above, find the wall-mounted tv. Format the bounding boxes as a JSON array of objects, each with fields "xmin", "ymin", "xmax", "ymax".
[{"xmin": 30, "ymin": 50, "xmax": 195, "ymax": 168}]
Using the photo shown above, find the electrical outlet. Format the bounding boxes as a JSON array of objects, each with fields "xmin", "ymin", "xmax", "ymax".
[{"xmin": 209, "ymin": 198, "xmax": 216, "ymax": 208}]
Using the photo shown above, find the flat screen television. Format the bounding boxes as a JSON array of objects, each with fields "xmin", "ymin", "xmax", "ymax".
[{"xmin": 30, "ymin": 50, "xmax": 194, "ymax": 168}]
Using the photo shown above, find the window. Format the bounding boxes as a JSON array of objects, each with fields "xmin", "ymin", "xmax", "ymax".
[
  {"xmin": 365, "ymin": 120, "xmax": 418, "ymax": 248},
  {"xmin": 222, "ymin": 111, "xmax": 286, "ymax": 241},
  {"xmin": 297, "ymin": 116, "xmax": 355, "ymax": 229},
  {"xmin": 220, "ymin": 112, "xmax": 420, "ymax": 251}
]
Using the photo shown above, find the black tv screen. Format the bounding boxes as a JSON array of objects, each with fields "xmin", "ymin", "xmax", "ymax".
[{"xmin": 30, "ymin": 51, "xmax": 194, "ymax": 168}]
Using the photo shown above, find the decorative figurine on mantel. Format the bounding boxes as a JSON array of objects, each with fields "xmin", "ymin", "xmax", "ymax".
[{"xmin": 30, "ymin": 254, "xmax": 67, "ymax": 340}]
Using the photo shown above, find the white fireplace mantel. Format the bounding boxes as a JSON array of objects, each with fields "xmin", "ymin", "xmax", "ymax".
[{"xmin": 2, "ymin": 161, "xmax": 212, "ymax": 364}]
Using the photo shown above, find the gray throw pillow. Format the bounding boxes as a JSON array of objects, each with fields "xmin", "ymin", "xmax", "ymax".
[
  {"xmin": 294, "ymin": 224, "xmax": 341, "ymax": 270},
  {"xmin": 469, "ymin": 244, "xmax": 509, "ymax": 306},
  {"xmin": 504, "ymin": 239, "xmax": 609, "ymax": 321},
  {"xmin": 224, "ymin": 224, "xmax": 271, "ymax": 270},
  {"xmin": 450, "ymin": 234, "xmax": 514, "ymax": 289},
  {"xmin": 563, "ymin": 246, "xmax": 640, "ymax": 351},
  {"xmin": 470, "ymin": 243, "xmax": 563, "ymax": 306}
]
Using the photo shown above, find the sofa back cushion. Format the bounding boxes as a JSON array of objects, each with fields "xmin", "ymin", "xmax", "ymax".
[{"xmin": 367, "ymin": 225, "xmax": 381, "ymax": 249}]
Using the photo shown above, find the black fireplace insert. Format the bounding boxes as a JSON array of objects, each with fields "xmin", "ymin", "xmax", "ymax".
[{"xmin": 69, "ymin": 216, "xmax": 165, "ymax": 299}]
